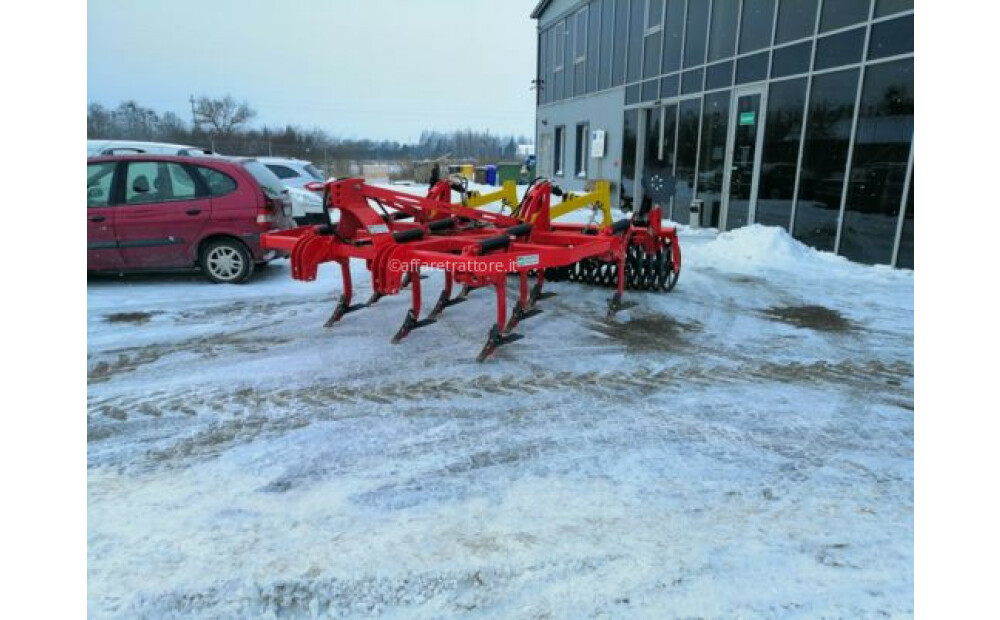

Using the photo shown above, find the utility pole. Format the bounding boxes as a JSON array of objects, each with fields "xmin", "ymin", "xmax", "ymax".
[{"xmin": 189, "ymin": 94, "xmax": 200, "ymax": 135}]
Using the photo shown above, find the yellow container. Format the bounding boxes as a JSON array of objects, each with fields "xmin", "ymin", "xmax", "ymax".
[{"xmin": 460, "ymin": 164, "xmax": 475, "ymax": 181}]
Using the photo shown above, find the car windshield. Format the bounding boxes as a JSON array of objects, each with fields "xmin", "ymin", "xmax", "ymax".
[
  {"xmin": 241, "ymin": 160, "xmax": 287, "ymax": 198},
  {"xmin": 304, "ymin": 164, "xmax": 325, "ymax": 180}
]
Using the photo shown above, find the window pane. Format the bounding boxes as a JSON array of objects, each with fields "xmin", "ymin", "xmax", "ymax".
[
  {"xmin": 575, "ymin": 8, "xmax": 588, "ymax": 95},
  {"xmin": 793, "ymin": 68, "xmax": 860, "ymax": 252},
  {"xmin": 840, "ymin": 59, "xmax": 913, "ymax": 265},
  {"xmin": 875, "ymin": 0, "xmax": 912, "ymax": 18},
  {"xmin": 681, "ymin": 67, "xmax": 703, "ymax": 93},
  {"xmin": 543, "ymin": 30, "xmax": 553, "ymax": 103},
  {"xmin": 640, "ymin": 106, "xmax": 663, "ymax": 213},
  {"xmin": 599, "ymin": 0, "xmax": 614, "ymax": 90},
  {"xmin": 627, "ymin": 0, "xmax": 645, "ymax": 83},
  {"xmin": 739, "ymin": 0, "xmax": 776, "ymax": 53},
  {"xmin": 554, "ymin": 126, "xmax": 565, "ymax": 175},
  {"xmin": 626, "ymin": 83, "xmax": 642, "ymax": 103},
  {"xmin": 587, "ymin": 0, "xmax": 602, "ymax": 91},
  {"xmin": 565, "ymin": 16, "xmax": 576, "ymax": 97},
  {"xmin": 698, "ymin": 91, "xmax": 731, "ymax": 227},
  {"xmin": 706, "ymin": 61, "xmax": 733, "ymax": 89},
  {"xmin": 576, "ymin": 7, "xmax": 588, "ymax": 59},
  {"xmin": 814, "ymin": 27, "xmax": 865, "ymax": 70},
  {"xmin": 643, "ymin": 31, "xmax": 663, "ymax": 78},
  {"xmin": 644, "ymin": 104, "xmax": 679, "ymax": 217},
  {"xmin": 242, "ymin": 161, "xmax": 285, "ymax": 198},
  {"xmin": 868, "ymin": 15, "xmax": 913, "ymax": 60},
  {"xmin": 775, "ymin": 0, "xmax": 818, "ymax": 44},
  {"xmin": 662, "ymin": 0, "xmax": 685, "ymax": 72},
  {"xmin": 735, "ymin": 51, "xmax": 768, "ymax": 84},
  {"xmin": 621, "ymin": 109, "xmax": 639, "ymax": 210},
  {"xmin": 771, "ymin": 40, "xmax": 811, "ymax": 77},
  {"xmin": 683, "ymin": 0, "xmax": 710, "ymax": 67},
  {"xmin": 707, "ymin": 0, "xmax": 739, "ymax": 61},
  {"xmin": 125, "ymin": 161, "xmax": 197, "ymax": 204},
  {"xmin": 756, "ymin": 77, "xmax": 807, "ymax": 230},
  {"xmin": 87, "ymin": 162, "xmax": 116, "ymax": 207},
  {"xmin": 648, "ymin": 0, "xmax": 665, "ymax": 27},
  {"xmin": 266, "ymin": 164, "xmax": 298, "ymax": 179},
  {"xmin": 642, "ymin": 78, "xmax": 660, "ymax": 100},
  {"xmin": 613, "ymin": 0, "xmax": 629, "ymax": 85},
  {"xmin": 820, "ymin": 0, "xmax": 870, "ymax": 33},
  {"xmin": 167, "ymin": 164, "xmax": 197, "ymax": 199},
  {"xmin": 197, "ymin": 166, "xmax": 238, "ymax": 196},
  {"xmin": 575, "ymin": 123, "xmax": 589, "ymax": 176},
  {"xmin": 896, "ymin": 174, "xmax": 913, "ymax": 269},
  {"xmin": 674, "ymin": 98, "xmax": 701, "ymax": 217},
  {"xmin": 660, "ymin": 73, "xmax": 679, "ymax": 97}
]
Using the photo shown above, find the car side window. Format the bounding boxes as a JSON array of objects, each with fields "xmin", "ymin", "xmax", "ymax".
[
  {"xmin": 196, "ymin": 166, "xmax": 238, "ymax": 197},
  {"xmin": 265, "ymin": 164, "xmax": 299, "ymax": 179},
  {"xmin": 87, "ymin": 162, "xmax": 117, "ymax": 208},
  {"xmin": 125, "ymin": 162, "xmax": 198, "ymax": 204}
]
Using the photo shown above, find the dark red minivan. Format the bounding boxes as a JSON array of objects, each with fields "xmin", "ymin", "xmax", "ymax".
[{"xmin": 87, "ymin": 155, "xmax": 296, "ymax": 283}]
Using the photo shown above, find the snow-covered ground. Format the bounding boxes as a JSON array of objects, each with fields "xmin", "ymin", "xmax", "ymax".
[{"xmin": 87, "ymin": 185, "xmax": 913, "ymax": 619}]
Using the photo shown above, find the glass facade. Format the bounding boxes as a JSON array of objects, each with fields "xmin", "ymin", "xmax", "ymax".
[{"xmin": 536, "ymin": 0, "xmax": 914, "ymax": 267}]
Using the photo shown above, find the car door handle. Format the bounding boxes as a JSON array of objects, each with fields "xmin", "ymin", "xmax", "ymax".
[
  {"xmin": 185, "ymin": 209, "xmax": 202, "ymax": 216},
  {"xmin": 89, "ymin": 215, "xmax": 106, "ymax": 222}
]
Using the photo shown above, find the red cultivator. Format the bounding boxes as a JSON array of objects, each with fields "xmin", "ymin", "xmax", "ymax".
[{"xmin": 261, "ymin": 178, "xmax": 681, "ymax": 361}]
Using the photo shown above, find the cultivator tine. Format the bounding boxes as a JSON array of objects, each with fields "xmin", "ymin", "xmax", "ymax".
[
  {"xmin": 503, "ymin": 304, "xmax": 542, "ymax": 334},
  {"xmin": 528, "ymin": 280, "xmax": 556, "ymax": 306},
  {"xmin": 391, "ymin": 268, "xmax": 436, "ymax": 343},
  {"xmin": 367, "ymin": 291, "xmax": 384, "ymax": 305},
  {"xmin": 476, "ymin": 324, "xmax": 525, "ymax": 362},
  {"xmin": 323, "ymin": 261, "xmax": 366, "ymax": 327},
  {"xmin": 458, "ymin": 284, "xmax": 479, "ymax": 298},
  {"xmin": 428, "ymin": 290, "xmax": 466, "ymax": 319},
  {"xmin": 324, "ymin": 294, "xmax": 367, "ymax": 327},
  {"xmin": 391, "ymin": 309, "xmax": 437, "ymax": 344},
  {"xmin": 427, "ymin": 272, "xmax": 466, "ymax": 320},
  {"xmin": 400, "ymin": 272, "xmax": 429, "ymax": 289},
  {"xmin": 605, "ymin": 292, "xmax": 638, "ymax": 322},
  {"xmin": 504, "ymin": 272, "xmax": 542, "ymax": 333}
]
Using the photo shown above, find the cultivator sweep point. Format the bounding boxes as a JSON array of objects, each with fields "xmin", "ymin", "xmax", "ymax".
[{"xmin": 261, "ymin": 177, "xmax": 681, "ymax": 361}]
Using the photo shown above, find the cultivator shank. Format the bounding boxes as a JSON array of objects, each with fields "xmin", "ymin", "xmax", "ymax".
[{"xmin": 261, "ymin": 177, "xmax": 681, "ymax": 360}]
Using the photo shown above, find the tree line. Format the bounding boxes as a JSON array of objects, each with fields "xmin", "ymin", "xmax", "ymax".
[{"xmin": 87, "ymin": 96, "xmax": 532, "ymax": 175}]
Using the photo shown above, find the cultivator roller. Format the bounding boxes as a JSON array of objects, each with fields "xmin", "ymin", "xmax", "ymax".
[{"xmin": 261, "ymin": 177, "xmax": 679, "ymax": 360}]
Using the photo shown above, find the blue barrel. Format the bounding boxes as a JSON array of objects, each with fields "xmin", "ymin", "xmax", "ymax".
[{"xmin": 485, "ymin": 164, "xmax": 497, "ymax": 186}]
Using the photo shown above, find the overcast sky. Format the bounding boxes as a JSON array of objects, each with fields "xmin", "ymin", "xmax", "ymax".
[{"xmin": 88, "ymin": 0, "xmax": 539, "ymax": 142}]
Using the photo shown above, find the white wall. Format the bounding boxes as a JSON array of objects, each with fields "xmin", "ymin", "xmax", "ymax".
[{"xmin": 535, "ymin": 87, "xmax": 626, "ymax": 209}]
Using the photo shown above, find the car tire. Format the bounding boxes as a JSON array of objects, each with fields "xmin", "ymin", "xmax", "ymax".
[{"xmin": 200, "ymin": 238, "xmax": 254, "ymax": 284}]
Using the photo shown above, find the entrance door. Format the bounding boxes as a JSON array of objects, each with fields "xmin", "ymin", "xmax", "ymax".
[
  {"xmin": 639, "ymin": 104, "xmax": 678, "ymax": 219},
  {"xmin": 721, "ymin": 86, "xmax": 767, "ymax": 231}
]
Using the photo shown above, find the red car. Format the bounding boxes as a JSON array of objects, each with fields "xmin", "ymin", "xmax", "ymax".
[{"xmin": 87, "ymin": 154, "xmax": 296, "ymax": 283}]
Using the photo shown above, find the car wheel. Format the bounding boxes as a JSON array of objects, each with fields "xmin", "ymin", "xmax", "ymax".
[{"xmin": 200, "ymin": 239, "xmax": 254, "ymax": 284}]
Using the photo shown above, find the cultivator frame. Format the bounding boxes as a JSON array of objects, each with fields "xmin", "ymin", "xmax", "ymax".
[{"xmin": 262, "ymin": 177, "xmax": 680, "ymax": 360}]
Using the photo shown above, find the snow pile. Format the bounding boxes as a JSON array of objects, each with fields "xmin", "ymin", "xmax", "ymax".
[{"xmin": 689, "ymin": 224, "xmax": 847, "ymax": 275}]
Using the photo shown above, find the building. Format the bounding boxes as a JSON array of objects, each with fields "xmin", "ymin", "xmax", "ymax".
[{"xmin": 531, "ymin": 0, "xmax": 913, "ymax": 267}]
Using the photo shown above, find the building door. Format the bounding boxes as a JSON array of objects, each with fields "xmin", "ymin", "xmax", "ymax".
[
  {"xmin": 721, "ymin": 85, "xmax": 767, "ymax": 231},
  {"xmin": 639, "ymin": 104, "xmax": 679, "ymax": 219}
]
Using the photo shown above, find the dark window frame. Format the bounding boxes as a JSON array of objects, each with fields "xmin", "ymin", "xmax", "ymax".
[
  {"xmin": 575, "ymin": 122, "xmax": 590, "ymax": 177},
  {"xmin": 554, "ymin": 125, "xmax": 566, "ymax": 176}
]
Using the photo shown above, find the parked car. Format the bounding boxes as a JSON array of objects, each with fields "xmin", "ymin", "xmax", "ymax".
[
  {"xmin": 256, "ymin": 157, "xmax": 328, "ymax": 222},
  {"xmin": 87, "ymin": 155, "xmax": 295, "ymax": 283},
  {"xmin": 257, "ymin": 157, "xmax": 325, "ymax": 189},
  {"xmin": 87, "ymin": 139, "xmax": 214, "ymax": 157}
]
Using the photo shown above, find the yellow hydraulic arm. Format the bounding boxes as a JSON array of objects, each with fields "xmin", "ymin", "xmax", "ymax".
[
  {"xmin": 461, "ymin": 180, "xmax": 519, "ymax": 211},
  {"xmin": 459, "ymin": 178, "xmax": 613, "ymax": 228},
  {"xmin": 550, "ymin": 180, "xmax": 613, "ymax": 227}
]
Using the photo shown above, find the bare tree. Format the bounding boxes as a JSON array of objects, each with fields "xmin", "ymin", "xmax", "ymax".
[{"xmin": 192, "ymin": 95, "xmax": 256, "ymax": 136}]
